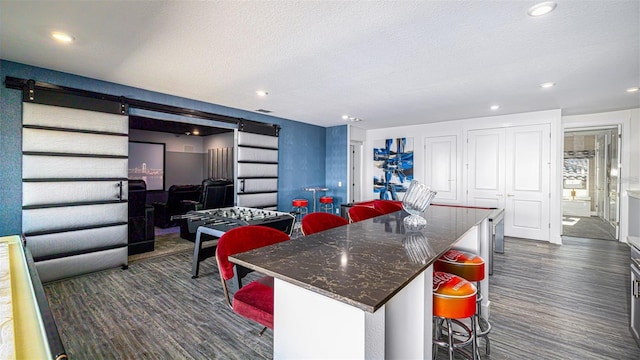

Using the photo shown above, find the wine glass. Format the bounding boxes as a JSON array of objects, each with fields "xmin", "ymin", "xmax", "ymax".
[{"xmin": 402, "ymin": 180, "xmax": 437, "ymax": 230}]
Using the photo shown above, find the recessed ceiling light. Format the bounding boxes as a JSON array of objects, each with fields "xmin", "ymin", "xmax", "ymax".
[
  {"xmin": 192, "ymin": 130, "xmax": 200, "ymax": 135},
  {"xmin": 51, "ymin": 31, "xmax": 75, "ymax": 43},
  {"xmin": 540, "ymin": 82, "xmax": 556, "ymax": 88},
  {"xmin": 490, "ymin": 105, "xmax": 500, "ymax": 111},
  {"xmin": 626, "ymin": 87, "xmax": 639, "ymax": 93},
  {"xmin": 341, "ymin": 114, "xmax": 363, "ymax": 122},
  {"xmin": 256, "ymin": 90, "xmax": 269, "ymax": 97},
  {"xmin": 527, "ymin": 1, "xmax": 557, "ymax": 17}
]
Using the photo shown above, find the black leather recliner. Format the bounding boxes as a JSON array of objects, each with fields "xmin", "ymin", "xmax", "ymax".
[
  {"xmin": 128, "ymin": 179, "xmax": 154, "ymax": 255},
  {"xmin": 200, "ymin": 178, "xmax": 234, "ymax": 209},
  {"xmin": 179, "ymin": 178, "xmax": 235, "ymax": 241},
  {"xmin": 152, "ymin": 184, "xmax": 202, "ymax": 228}
]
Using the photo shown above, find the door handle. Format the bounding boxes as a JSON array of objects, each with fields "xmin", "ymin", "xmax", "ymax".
[
  {"xmin": 117, "ymin": 181, "xmax": 123, "ymax": 201},
  {"xmin": 507, "ymin": 194, "xmax": 515, "ymax": 197}
]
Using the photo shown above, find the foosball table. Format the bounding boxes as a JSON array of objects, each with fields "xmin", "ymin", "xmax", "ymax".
[{"xmin": 175, "ymin": 207, "xmax": 295, "ymax": 278}]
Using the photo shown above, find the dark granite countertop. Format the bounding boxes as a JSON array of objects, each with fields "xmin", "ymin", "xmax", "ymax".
[{"xmin": 230, "ymin": 205, "xmax": 491, "ymax": 312}]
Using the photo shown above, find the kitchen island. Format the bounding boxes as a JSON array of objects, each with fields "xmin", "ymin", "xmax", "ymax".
[{"xmin": 230, "ymin": 205, "xmax": 492, "ymax": 359}]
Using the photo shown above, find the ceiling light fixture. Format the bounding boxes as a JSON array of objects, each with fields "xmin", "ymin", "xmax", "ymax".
[
  {"xmin": 256, "ymin": 90, "xmax": 269, "ymax": 97},
  {"xmin": 490, "ymin": 105, "xmax": 500, "ymax": 111},
  {"xmin": 342, "ymin": 115, "xmax": 362, "ymax": 122},
  {"xmin": 626, "ymin": 87, "xmax": 639, "ymax": 93},
  {"xmin": 527, "ymin": 1, "xmax": 557, "ymax": 17},
  {"xmin": 192, "ymin": 130, "xmax": 200, "ymax": 135},
  {"xmin": 51, "ymin": 31, "xmax": 75, "ymax": 43},
  {"xmin": 540, "ymin": 82, "xmax": 556, "ymax": 88}
]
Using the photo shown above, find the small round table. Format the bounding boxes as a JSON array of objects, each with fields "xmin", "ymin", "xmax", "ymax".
[{"xmin": 304, "ymin": 186, "xmax": 329, "ymax": 213}]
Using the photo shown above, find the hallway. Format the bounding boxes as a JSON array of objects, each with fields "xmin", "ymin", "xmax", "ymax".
[{"xmin": 562, "ymin": 215, "xmax": 616, "ymax": 241}]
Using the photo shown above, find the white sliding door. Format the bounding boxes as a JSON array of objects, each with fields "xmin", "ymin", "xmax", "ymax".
[
  {"xmin": 236, "ymin": 131, "xmax": 279, "ymax": 210},
  {"xmin": 22, "ymin": 103, "xmax": 129, "ymax": 282}
]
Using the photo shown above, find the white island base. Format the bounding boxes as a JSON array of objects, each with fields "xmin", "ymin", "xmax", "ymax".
[{"xmin": 274, "ymin": 269, "xmax": 434, "ymax": 359}]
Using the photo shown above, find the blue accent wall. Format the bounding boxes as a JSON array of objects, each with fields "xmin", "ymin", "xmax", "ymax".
[
  {"xmin": 325, "ymin": 125, "xmax": 348, "ymax": 213},
  {"xmin": 0, "ymin": 60, "xmax": 339, "ymax": 235}
]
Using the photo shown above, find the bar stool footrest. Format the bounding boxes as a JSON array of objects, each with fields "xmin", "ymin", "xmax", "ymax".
[{"xmin": 433, "ymin": 318, "xmax": 474, "ymax": 349}]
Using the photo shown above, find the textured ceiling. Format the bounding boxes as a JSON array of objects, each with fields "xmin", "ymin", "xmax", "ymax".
[{"xmin": 1, "ymin": 1, "xmax": 638, "ymax": 129}]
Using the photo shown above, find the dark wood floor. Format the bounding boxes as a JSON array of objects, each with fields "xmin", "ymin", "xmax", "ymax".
[{"xmin": 44, "ymin": 236, "xmax": 640, "ymax": 359}]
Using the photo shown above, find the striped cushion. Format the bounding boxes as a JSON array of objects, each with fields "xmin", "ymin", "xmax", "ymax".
[
  {"xmin": 433, "ymin": 271, "xmax": 477, "ymax": 319},
  {"xmin": 434, "ymin": 249, "xmax": 485, "ymax": 282}
]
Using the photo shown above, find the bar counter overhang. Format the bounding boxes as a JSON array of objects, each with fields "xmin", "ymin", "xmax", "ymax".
[{"xmin": 230, "ymin": 205, "xmax": 493, "ymax": 359}]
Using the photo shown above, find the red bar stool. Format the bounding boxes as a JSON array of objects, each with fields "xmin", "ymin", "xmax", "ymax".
[
  {"xmin": 319, "ymin": 196, "xmax": 333, "ymax": 213},
  {"xmin": 435, "ymin": 249, "xmax": 492, "ymax": 356},
  {"xmin": 291, "ymin": 199, "xmax": 309, "ymax": 237},
  {"xmin": 433, "ymin": 271, "xmax": 478, "ymax": 360}
]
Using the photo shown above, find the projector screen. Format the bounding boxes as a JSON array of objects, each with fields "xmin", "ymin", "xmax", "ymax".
[{"xmin": 128, "ymin": 141, "xmax": 165, "ymax": 191}]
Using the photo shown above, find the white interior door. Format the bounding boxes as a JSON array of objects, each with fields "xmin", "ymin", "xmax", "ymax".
[
  {"xmin": 505, "ymin": 124, "xmax": 550, "ymax": 241},
  {"xmin": 425, "ymin": 135, "xmax": 458, "ymax": 202},
  {"xmin": 467, "ymin": 129, "xmax": 505, "ymax": 209}
]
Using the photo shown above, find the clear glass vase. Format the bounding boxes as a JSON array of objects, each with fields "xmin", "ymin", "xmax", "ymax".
[
  {"xmin": 402, "ymin": 231, "xmax": 435, "ymax": 264},
  {"xmin": 402, "ymin": 180, "xmax": 437, "ymax": 231}
]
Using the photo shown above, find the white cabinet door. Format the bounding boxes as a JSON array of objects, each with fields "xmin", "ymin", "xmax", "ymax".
[
  {"xmin": 424, "ymin": 135, "xmax": 458, "ymax": 201},
  {"xmin": 467, "ymin": 124, "xmax": 550, "ymax": 241},
  {"xmin": 505, "ymin": 125, "xmax": 550, "ymax": 240},
  {"xmin": 467, "ymin": 129, "xmax": 505, "ymax": 209}
]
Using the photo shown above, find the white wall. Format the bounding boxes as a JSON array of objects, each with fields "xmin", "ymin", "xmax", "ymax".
[
  {"xmin": 362, "ymin": 108, "xmax": 639, "ymax": 244},
  {"xmin": 364, "ymin": 109, "xmax": 561, "ymax": 199},
  {"xmin": 364, "ymin": 109, "xmax": 562, "ymax": 242}
]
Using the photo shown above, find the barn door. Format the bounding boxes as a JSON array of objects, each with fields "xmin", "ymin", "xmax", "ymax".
[
  {"xmin": 22, "ymin": 102, "xmax": 129, "ymax": 282},
  {"xmin": 236, "ymin": 123, "xmax": 280, "ymax": 210}
]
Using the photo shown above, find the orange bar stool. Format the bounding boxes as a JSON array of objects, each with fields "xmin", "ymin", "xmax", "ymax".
[
  {"xmin": 435, "ymin": 249, "xmax": 492, "ymax": 356},
  {"xmin": 433, "ymin": 271, "xmax": 478, "ymax": 360},
  {"xmin": 319, "ymin": 196, "xmax": 334, "ymax": 213}
]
